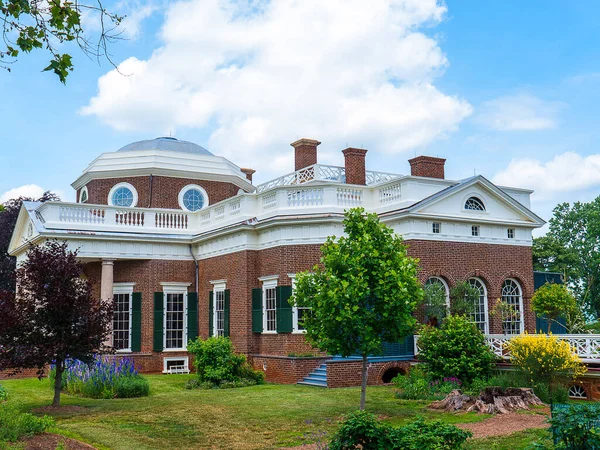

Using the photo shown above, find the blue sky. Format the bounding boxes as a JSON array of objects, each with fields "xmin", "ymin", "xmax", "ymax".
[{"xmin": 1, "ymin": 0, "xmax": 599, "ymax": 235}]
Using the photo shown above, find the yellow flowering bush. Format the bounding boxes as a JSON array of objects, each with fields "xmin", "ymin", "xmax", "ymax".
[{"xmin": 506, "ymin": 333, "xmax": 586, "ymax": 394}]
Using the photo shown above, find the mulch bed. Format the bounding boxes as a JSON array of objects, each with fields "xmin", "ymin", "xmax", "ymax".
[
  {"xmin": 19, "ymin": 433, "xmax": 95, "ymax": 450},
  {"xmin": 455, "ymin": 409, "xmax": 550, "ymax": 439}
]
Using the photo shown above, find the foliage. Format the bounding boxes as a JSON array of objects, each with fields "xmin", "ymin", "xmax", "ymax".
[
  {"xmin": 187, "ymin": 337, "xmax": 264, "ymax": 388},
  {"xmin": 328, "ymin": 410, "xmax": 471, "ymax": 450},
  {"xmin": 506, "ymin": 333, "xmax": 586, "ymax": 403},
  {"xmin": 50, "ymin": 356, "xmax": 149, "ymax": 399},
  {"xmin": 419, "ymin": 282, "xmax": 448, "ymax": 325},
  {"xmin": 0, "ymin": 240, "xmax": 113, "ymax": 406},
  {"xmin": 541, "ymin": 197, "xmax": 600, "ymax": 317},
  {"xmin": 292, "ymin": 208, "xmax": 422, "ymax": 409},
  {"xmin": 0, "ymin": 402, "xmax": 53, "ymax": 442},
  {"xmin": 417, "ymin": 315, "xmax": 497, "ymax": 384},
  {"xmin": 0, "ymin": 0, "xmax": 123, "ymax": 82},
  {"xmin": 393, "ymin": 366, "xmax": 461, "ymax": 401},
  {"xmin": 0, "ymin": 191, "xmax": 59, "ymax": 292},
  {"xmin": 549, "ymin": 404, "xmax": 600, "ymax": 449},
  {"xmin": 531, "ymin": 283, "xmax": 577, "ymax": 334},
  {"xmin": 533, "ymin": 236, "xmax": 579, "ymax": 281},
  {"xmin": 448, "ymin": 281, "xmax": 480, "ymax": 317},
  {"xmin": 0, "ymin": 385, "xmax": 6, "ymax": 402}
]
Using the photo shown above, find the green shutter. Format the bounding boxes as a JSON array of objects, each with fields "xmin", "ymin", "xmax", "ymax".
[
  {"xmin": 208, "ymin": 291, "xmax": 214, "ymax": 337},
  {"xmin": 224, "ymin": 290, "xmax": 231, "ymax": 337},
  {"xmin": 187, "ymin": 292, "xmax": 198, "ymax": 344},
  {"xmin": 252, "ymin": 288, "xmax": 263, "ymax": 333},
  {"xmin": 153, "ymin": 292, "xmax": 164, "ymax": 352},
  {"xmin": 276, "ymin": 285, "xmax": 293, "ymax": 333},
  {"xmin": 131, "ymin": 292, "xmax": 142, "ymax": 352}
]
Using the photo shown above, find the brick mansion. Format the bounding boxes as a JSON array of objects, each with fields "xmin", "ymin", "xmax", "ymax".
[{"xmin": 8, "ymin": 137, "xmax": 545, "ymax": 386}]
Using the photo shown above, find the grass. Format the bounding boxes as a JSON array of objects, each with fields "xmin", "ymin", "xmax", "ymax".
[{"xmin": 0, "ymin": 375, "xmax": 550, "ymax": 450}]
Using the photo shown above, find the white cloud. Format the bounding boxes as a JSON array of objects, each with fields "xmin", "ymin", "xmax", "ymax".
[
  {"xmin": 476, "ymin": 93, "xmax": 563, "ymax": 131},
  {"xmin": 493, "ymin": 152, "xmax": 600, "ymax": 199},
  {"xmin": 1, "ymin": 185, "xmax": 47, "ymax": 203},
  {"xmin": 81, "ymin": 0, "xmax": 472, "ymax": 173},
  {"xmin": 80, "ymin": 0, "xmax": 158, "ymax": 40}
]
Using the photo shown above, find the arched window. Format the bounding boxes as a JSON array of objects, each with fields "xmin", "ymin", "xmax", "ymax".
[
  {"xmin": 465, "ymin": 197, "xmax": 485, "ymax": 211},
  {"xmin": 79, "ymin": 186, "xmax": 88, "ymax": 204},
  {"xmin": 178, "ymin": 185, "xmax": 209, "ymax": 212},
  {"xmin": 501, "ymin": 279, "xmax": 524, "ymax": 334},
  {"xmin": 467, "ymin": 278, "xmax": 489, "ymax": 334},
  {"xmin": 108, "ymin": 183, "xmax": 138, "ymax": 208},
  {"xmin": 423, "ymin": 277, "xmax": 450, "ymax": 326}
]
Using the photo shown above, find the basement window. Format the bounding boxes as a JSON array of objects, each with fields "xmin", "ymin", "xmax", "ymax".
[{"xmin": 163, "ymin": 357, "xmax": 190, "ymax": 374}]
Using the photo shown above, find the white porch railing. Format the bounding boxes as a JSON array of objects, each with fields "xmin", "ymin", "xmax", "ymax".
[{"xmin": 414, "ymin": 334, "xmax": 600, "ymax": 363}]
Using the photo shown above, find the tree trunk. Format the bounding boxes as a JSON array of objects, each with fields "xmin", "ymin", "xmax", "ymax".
[
  {"xmin": 548, "ymin": 317, "xmax": 552, "ymax": 335},
  {"xmin": 52, "ymin": 360, "xmax": 62, "ymax": 407},
  {"xmin": 360, "ymin": 354, "xmax": 368, "ymax": 410}
]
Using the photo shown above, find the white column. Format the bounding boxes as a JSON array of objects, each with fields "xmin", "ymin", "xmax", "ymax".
[{"xmin": 101, "ymin": 259, "xmax": 115, "ymax": 302}]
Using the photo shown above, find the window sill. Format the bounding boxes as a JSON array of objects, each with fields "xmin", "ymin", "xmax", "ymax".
[
  {"xmin": 261, "ymin": 331, "xmax": 277, "ymax": 335},
  {"xmin": 162, "ymin": 348, "xmax": 188, "ymax": 352},
  {"xmin": 292, "ymin": 331, "xmax": 307, "ymax": 334},
  {"xmin": 115, "ymin": 349, "xmax": 132, "ymax": 354}
]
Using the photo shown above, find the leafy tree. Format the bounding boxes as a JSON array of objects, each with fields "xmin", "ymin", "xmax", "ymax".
[
  {"xmin": 0, "ymin": 240, "xmax": 112, "ymax": 406},
  {"xmin": 0, "ymin": 191, "xmax": 59, "ymax": 292},
  {"xmin": 292, "ymin": 208, "xmax": 422, "ymax": 410},
  {"xmin": 531, "ymin": 283, "xmax": 577, "ymax": 334},
  {"xmin": 448, "ymin": 281, "xmax": 480, "ymax": 317},
  {"xmin": 419, "ymin": 281, "xmax": 448, "ymax": 326},
  {"xmin": 532, "ymin": 235, "xmax": 578, "ymax": 280},
  {"xmin": 1, "ymin": 0, "xmax": 122, "ymax": 82}
]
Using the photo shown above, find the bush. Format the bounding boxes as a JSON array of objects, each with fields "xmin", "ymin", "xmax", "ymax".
[
  {"xmin": 393, "ymin": 366, "xmax": 461, "ymax": 400},
  {"xmin": 328, "ymin": 411, "xmax": 471, "ymax": 450},
  {"xmin": 0, "ymin": 385, "xmax": 7, "ymax": 402},
  {"xmin": 50, "ymin": 356, "xmax": 150, "ymax": 399},
  {"xmin": 506, "ymin": 333, "xmax": 586, "ymax": 403},
  {"xmin": 187, "ymin": 337, "xmax": 264, "ymax": 388},
  {"xmin": 549, "ymin": 404, "xmax": 600, "ymax": 449},
  {"xmin": 417, "ymin": 315, "xmax": 497, "ymax": 384},
  {"xmin": 0, "ymin": 402, "xmax": 54, "ymax": 442}
]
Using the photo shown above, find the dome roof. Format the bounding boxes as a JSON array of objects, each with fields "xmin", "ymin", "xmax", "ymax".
[{"xmin": 117, "ymin": 137, "xmax": 213, "ymax": 156}]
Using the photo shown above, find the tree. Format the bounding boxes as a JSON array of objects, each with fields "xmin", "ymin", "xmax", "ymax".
[
  {"xmin": 0, "ymin": 240, "xmax": 112, "ymax": 406},
  {"xmin": 0, "ymin": 191, "xmax": 60, "ymax": 292},
  {"xmin": 1, "ymin": 0, "xmax": 122, "ymax": 82},
  {"xmin": 419, "ymin": 281, "xmax": 448, "ymax": 326},
  {"xmin": 448, "ymin": 281, "xmax": 480, "ymax": 317},
  {"xmin": 292, "ymin": 208, "xmax": 422, "ymax": 410},
  {"xmin": 532, "ymin": 236, "xmax": 578, "ymax": 280},
  {"xmin": 531, "ymin": 283, "xmax": 577, "ymax": 334}
]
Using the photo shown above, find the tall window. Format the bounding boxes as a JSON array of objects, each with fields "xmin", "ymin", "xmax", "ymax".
[
  {"xmin": 465, "ymin": 196, "xmax": 485, "ymax": 211},
  {"xmin": 165, "ymin": 292, "xmax": 186, "ymax": 349},
  {"xmin": 501, "ymin": 279, "xmax": 523, "ymax": 334},
  {"xmin": 424, "ymin": 277, "xmax": 450, "ymax": 325},
  {"xmin": 289, "ymin": 274, "xmax": 310, "ymax": 333},
  {"xmin": 467, "ymin": 278, "xmax": 488, "ymax": 334},
  {"xmin": 262, "ymin": 280, "xmax": 277, "ymax": 332},
  {"xmin": 214, "ymin": 288, "xmax": 225, "ymax": 337},
  {"xmin": 113, "ymin": 292, "xmax": 131, "ymax": 351}
]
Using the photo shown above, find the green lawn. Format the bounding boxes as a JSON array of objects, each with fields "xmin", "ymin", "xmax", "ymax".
[{"xmin": 0, "ymin": 376, "xmax": 551, "ymax": 449}]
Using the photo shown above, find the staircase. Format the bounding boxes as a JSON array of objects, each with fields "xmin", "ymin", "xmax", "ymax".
[{"xmin": 297, "ymin": 363, "xmax": 328, "ymax": 387}]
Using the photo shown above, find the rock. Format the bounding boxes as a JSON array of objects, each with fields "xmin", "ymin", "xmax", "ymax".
[{"xmin": 429, "ymin": 387, "xmax": 543, "ymax": 414}]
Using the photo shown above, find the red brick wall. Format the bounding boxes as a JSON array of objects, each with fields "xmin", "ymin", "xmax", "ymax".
[
  {"xmin": 82, "ymin": 175, "xmax": 241, "ymax": 209},
  {"xmin": 327, "ymin": 360, "xmax": 411, "ymax": 388},
  {"xmin": 250, "ymin": 356, "xmax": 329, "ymax": 384},
  {"xmin": 0, "ymin": 367, "xmax": 43, "ymax": 380},
  {"xmin": 343, "ymin": 148, "xmax": 367, "ymax": 185},
  {"xmin": 407, "ymin": 156, "xmax": 446, "ymax": 179}
]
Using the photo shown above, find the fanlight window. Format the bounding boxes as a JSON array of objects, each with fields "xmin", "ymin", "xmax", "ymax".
[
  {"xmin": 501, "ymin": 279, "xmax": 523, "ymax": 335},
  {"xmin": 465, "ymin": 197, "xmax": 485, "ymax": 211},
  {"xmin": 80, "ymin": 187, "xmax": 88, "ymax": 203},
  {"xmin": 569, "ymin": 385, "xmax": 587, "ymax": 399}
]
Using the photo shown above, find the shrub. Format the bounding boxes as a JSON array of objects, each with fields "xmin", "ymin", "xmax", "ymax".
[
  {"xmin": 50, "ymin": 355, "xmax": 150, "ymax": 399},
  {"xmin": 0, "ymin": 385, "xmax": 7, "ymax": 402},
  {"xmin": 531, "ymin": 283, "xmax": 576, "ymax": 334},
  {"xmin": 506, "ymin": 333, "xmax": 586, "ymax": 402},
  {"xmin": 187, "ymin": 337, "xmax": 265, "ymax": 388},
  {"xmin": 328, "ymin": 411, "xmax": 471, "ymax": 450},
  {"xmin": 549, "ymin": 404, "xmax": 600, "ymax": 449},
  {"xmin": 393, "ymin": 366, "xmax": 461, "ymax": 400},
  {"xmin": 417, "ymin": 315, "xmax": 497, "ymax": 384},
  {"xmin": 0, "ymin": 402, "xmax": 54, "ymax": 442}
]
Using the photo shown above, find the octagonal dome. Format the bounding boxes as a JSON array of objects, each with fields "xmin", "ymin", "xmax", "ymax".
[{"xmin": 117, "ymin": 137, "xmax": 213, "ymax": 156}]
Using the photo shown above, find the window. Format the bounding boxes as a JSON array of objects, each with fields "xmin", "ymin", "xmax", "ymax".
[
  {"xmin": 467, "ymin": 278, "xmax": 488, "ymax": 334},
  {"xmin": 112, "ymin": 283, "xmax": 134, "ymax": 352},
  {"xmin": 261, "ymin": 277, "xmax": 278, "ymax": 333},
  {"xmin": 424, "ymin": 277, "xmax": 450, "ymax": 325},
  {"xmin": 79, "ymin": 186, "xmax": 88, "ymax": 204},
  {"xmin": 507, "ymin": 228, "xmax": 515, "ymax": 239},
  {"xmin": 163, "ymin": 357, "xmax": 190, "ymax": 374},
  {"xmin": 569, "ymin": 385, "xmax": 587, "ymax": 399},
  {"xmin": 471, "ymin": 225, "xmax": 479, "ymax": 237},
  {"xmin": 162, "ymin": 286, "xmax": 187, "ymax": 350},
  {"xmin": 289, "ymin": 274, "xmax": 310, "ymax": 333},
  {"xmin": 465, "ymin": 196, "xmax": 485, "ymax": 211},
  {"xmin": 178, "ymin": 185, "xmax": 209, "ymax": 212},
  {"xmin": 432, "ymin": 222, "xmax": 441, "ymax": 234},
  {"xmin": 108, "ymin": 182, "xmax": 138, "ymax": 207},
  {"xmin": 501, "ymin": 279, "xmax": 523, "ymax": 335},
  {"xmin": 213, "ymin": 286, "xmax": 226, "ymax": 337}
]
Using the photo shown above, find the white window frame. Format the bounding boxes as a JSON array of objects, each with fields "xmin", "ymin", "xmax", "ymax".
[
  {"xmin": 259, "ymin": 275, "xmax": 279, "ymax": 334},
  {"xmin": 424, "ymin": 277, "xmax": 450, "ymax": 310},
  {"xmin": 178, "ymin": 184, "xmax": 209, "ymax": 212},
  {"xmin": 161, "ymin": 282, "xmax": 190, "ymax": 351},
  {"xmin": 432, "ymin": 222, "xmax": 441, "ymax": 234},
  {"xmin": 507, "ymin": 228, "xmax": 515, "ymax": 239},
  {"xmin": 210, "ymin": 280, "xmax": 227, "ymax": 337},
  {"xmin": 163, "ymin": 356, "xmax": 190, "ymax": 374},
  {"xmin": 79, "ymin": 186, "xmax": 89, "ymax": 204},
  {"xmin": 501, "ymin": 279, "xmax": 524, "ymax": 335},
  {"xmin": 471, "ymin": 225, "xmax": 479, "ymax": 237},
  {"xmin": 112, "ymin": 283, "xmax": 135, "ymax": 353},
  {"xmin": 108, "ymin": 182, "xmax": 138, "ymax": 208},
  {"xmin": 467, "ymin": 277, "xmax": 489, "ymax": 334},
  {"xmin": 288, "ymin": 274, "xmax": 310, "ymax": 334}
]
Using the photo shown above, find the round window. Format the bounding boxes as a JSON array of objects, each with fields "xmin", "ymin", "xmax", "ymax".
[
  {"xmin": 183, "ymin": 188, "xmax": 204, "ymax": 211},
  {"xmin": 112, "ymin": 186, "xmax": 135, "ymax": 207}
]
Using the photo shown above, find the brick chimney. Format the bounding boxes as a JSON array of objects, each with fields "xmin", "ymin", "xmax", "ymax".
[
  {"xmin": 408, "ymin": 156, "xmax": 446, "ymax": 179},
  {"xmin": 342, "ymin": 148, "xmax": 368, "ymax": 185},
  {"xmin": 291, "ymin": 138, "xmax": 321, "ymax": 171},
  {"xmin": 241, "ymin": 168, "xmax": 256, "ymax": 183}
]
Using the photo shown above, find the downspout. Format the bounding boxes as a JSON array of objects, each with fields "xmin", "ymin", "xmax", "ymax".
[
  {"xmin": 148, "ymin": 174, "xmax": 154, "ymax": 208},
  {"xmin": 189, "ymin": 244, "xmax": 199, "ymax": 294}
]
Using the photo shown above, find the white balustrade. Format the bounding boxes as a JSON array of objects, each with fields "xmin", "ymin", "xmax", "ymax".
[
  {"xmin": 378, "ymin": 182, "xmax": 402, "ymax": 204},
  {"xmin": 287, "ymin": 188, "xmax": 324, "ymax": 207},
  {"xmin": 337, "ymin": 188, "xmax": 362, "ymax": 207}
]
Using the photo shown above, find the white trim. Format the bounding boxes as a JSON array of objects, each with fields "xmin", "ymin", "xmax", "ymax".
[
  {"xmin": 113, "ymin": 282, "xmax": 136, "ymax": 293},
  {"xmin": 468, "ymin": 277, "xmax": 489, "ymax": 334},
  {"xmin": 163, "ymin": 356, "xmax": 190, "ymax": 374},
  {"xmin": 162, "ymin": 286, "xmax": 188, "ymax": 351},
  {"xmin": 79, "ymin": 186, "xmax": 89, "ymax": 204},
  {"xmin": 212, "ymin": 282, "xmax": 226, "ymax": 337},
  {"xmin": 425, "ymin": 276, "xmax": 450, "ymax": 309},
  {"xmin": 259, "ymin": 275, "xmax": 279, "ymax": 283},
  {"xmin": 501, "ymin": 278, "xmax": 524, "ymax": 335},
  {"xmin": 288, "ymin": 274, "xmax": 309, "ymax": 334},
  {"xmin": 108, "ymin": 182, "xmax": 138, "ymax": 208},
  {"xmin": 160, "ymin": 282, "xmax": 192, "ymax": 289},
  {"xmin": 178, "ymin": 184, "xmax": 210, "ymax": 212},
  {"xmin": 262, "ymin": 277, "xmax": 278, "ymax": 333},
  {"xmin": 112, "ymin": 283, "xmax": 134, "ymax": 353},
  {"xmin": 209, "ymin": 279, "xmax": 227, "ymax": 285}
]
